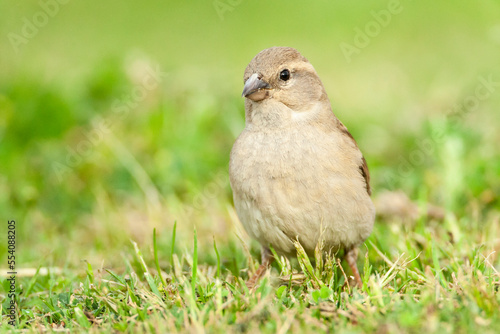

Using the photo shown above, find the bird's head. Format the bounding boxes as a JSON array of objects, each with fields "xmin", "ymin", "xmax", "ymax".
[{"xmin": 242, "ymin": 47, "xmax": 329, "ymax": 112}]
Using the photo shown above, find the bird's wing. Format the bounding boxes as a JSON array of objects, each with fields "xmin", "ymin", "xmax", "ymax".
[{"xmin": 337, "ymin": 122, "xmax": 371, "ymax": 196}]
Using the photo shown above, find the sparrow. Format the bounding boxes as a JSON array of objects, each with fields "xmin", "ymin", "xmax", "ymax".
[{"xmin": 229, "ymin": 47, "xmax": 375, "ymax": 288}]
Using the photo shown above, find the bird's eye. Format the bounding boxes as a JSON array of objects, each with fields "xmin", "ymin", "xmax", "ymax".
[{"xmin": 279, "ymin": 69, "xmax": 290, "ymax": 81}]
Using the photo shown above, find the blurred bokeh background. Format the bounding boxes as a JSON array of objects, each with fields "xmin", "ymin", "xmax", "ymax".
[{"xmin": 1, "ymin": 0, "xmax": 499, "ymax": 269}]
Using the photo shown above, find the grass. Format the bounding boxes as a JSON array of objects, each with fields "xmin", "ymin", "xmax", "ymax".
[
  {"xmin": 1, "ymin": 0, "xmax": 500, "ymax": 332},
  {"xmin": 1, "ymin": 214, "xmax": 499, "ymax": 332}
]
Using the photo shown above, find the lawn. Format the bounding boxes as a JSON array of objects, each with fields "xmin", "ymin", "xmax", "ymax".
[{"xmin": 1, "ymin": 0, "xmax": 500, "ymax": 332}]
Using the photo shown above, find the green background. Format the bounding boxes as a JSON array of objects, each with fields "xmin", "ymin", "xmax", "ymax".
[
  {"xmin": 1, "ymin": 0, "xmax": 499, "ymax": 273},
  {"xmin": 0, "ymin": 0, "xmax": 499, "ymax": 331}
]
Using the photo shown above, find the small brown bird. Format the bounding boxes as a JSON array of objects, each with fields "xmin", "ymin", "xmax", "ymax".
[{"xmin": 229, "ymin": 47, "xmax": 375, "ymax": 288}]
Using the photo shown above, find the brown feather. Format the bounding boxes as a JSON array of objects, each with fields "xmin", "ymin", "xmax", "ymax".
[{"xmin": 337, "ymin": 122, "xmax": 372, "ymax": 196}]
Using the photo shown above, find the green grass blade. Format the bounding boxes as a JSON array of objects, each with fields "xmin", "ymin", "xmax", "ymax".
[
  {"xmin": 213, "ymin": 236, "xmax": 221, "ymax": 279},
  {"xmin": 153, "ymin": 228, "xmax": 168, "ymax": 288},
  {"xmin": 24, "ymin": 266, "xmax": 42, "ymax": 297},
  {"xmin": 131, "ymin": 239, "xmax": 162, "ymax": 298},
  {"xmin": 432, "ymin": 241, "xmax": 446, "ymax": 287},
  {"xmin": 192, "ymin": 227, "xmax": 198, "ymax": 297},
  {"xmin": 85, "ymin": 261, "xmax": 95, "ymax": 285},
  {"xmin": 293, "ymin": 238, "xmax": 323, "ymax": 288},
  {"xmin": 171, "ymin": 221, "xmax": 177, "ymax": 270},
  {"xmin": 73, "ymin": 307, "xmax": 91, "ymax": 329}
]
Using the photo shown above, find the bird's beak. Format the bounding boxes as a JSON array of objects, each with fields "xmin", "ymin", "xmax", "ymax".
[{"xmin": 242, "ymin": 73, "xmax": 270, "ymax": 101}]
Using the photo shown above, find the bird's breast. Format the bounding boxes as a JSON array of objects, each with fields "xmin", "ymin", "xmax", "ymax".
[{"xmin": 230, "ymin": 126, "xmax": 355, "ymax": 198}]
